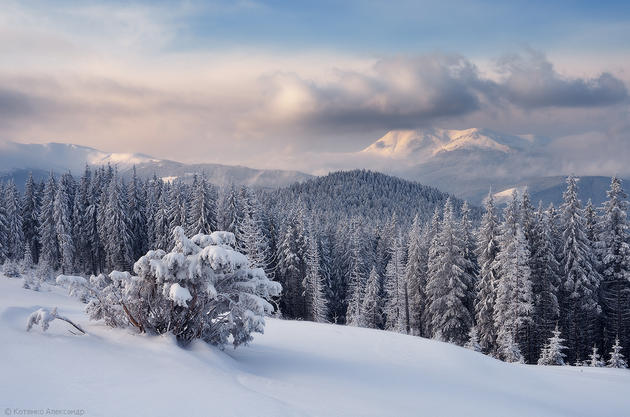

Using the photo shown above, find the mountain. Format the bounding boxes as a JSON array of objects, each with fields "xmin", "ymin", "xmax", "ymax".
[
  {"xmin": 359, "ymin": 128, "xmax": 617, "ymax": 206},
  {"xmin": 264, "ymin": 170, "xmax": 482, "ymax": 229},
  {"xmin": 0, "ymin": 141, "xmax": 312, "ymax": 188},
  {"xmin": 3, "ymin": 277, "xmax": 629, "ymax": 416}
]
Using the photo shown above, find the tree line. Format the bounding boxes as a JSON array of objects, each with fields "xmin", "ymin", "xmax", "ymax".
[{"xmin": 1, "ymin": 167, "xmax": 628, "ymax": 365}]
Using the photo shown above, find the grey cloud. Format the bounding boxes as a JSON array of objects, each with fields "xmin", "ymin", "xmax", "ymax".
[{"xmin": 496, "ymin": 50, "xmax": 628, "ymax": 108}]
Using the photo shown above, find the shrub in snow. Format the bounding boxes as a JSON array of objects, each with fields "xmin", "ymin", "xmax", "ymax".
[
  {"xmin": 58, "ymin": 227, "xmax": 282, "ymax": 347},
  {"xmin": 537, "ymin": 325, "xmax": 567, "ymax": 366},
  {"xmin": 3, "ymin": 260, "xmax": 21, "ymax": 278},
  {"xmin": 588, "ymin": 345, "xmax": 605, "ymax": 367},
  {"xmin": 607, "ymin": 338, "xmax": 628, "ymax": 369},
  {"xmin": 26, "ymin": 307, "xmax": 85, "ymax": 334}
]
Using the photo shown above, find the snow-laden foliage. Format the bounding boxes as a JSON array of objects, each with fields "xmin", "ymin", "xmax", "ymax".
[
  {"xmin": 607, "ymin": 338, "xmax": 628, "ymax": 369},
  {"xmin": 588, "ymin": 345, "xmax": 605, "ymax": 367},
  {"xmin": 538, "ymin": 325, "xmax": 567, "ymax": 366},
  {"xmin": 58, "ymin": 227, "xmax": 281, "ymax": 347}
]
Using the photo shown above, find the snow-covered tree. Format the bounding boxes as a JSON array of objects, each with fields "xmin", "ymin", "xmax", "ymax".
[
  {"xmin": 384, "ymin": 231, "xmax": 408, "ymax": 333},
  {"xmin": 426, "ymin": 198, "xmax": 473, "ymax": 345},
  {"xmin": 39, "ymin": 173, "xmax": 60, "ymax": 271},
  {"xmin": 475, "ymin": 191, "xmax": 501, "ymax": 353},
  {"xmin": 54, "ymin": 174, "xmax": 74, "ymax": 273},
  {"xmin": 607, "ymin": 337, "xmax": 627, "ymax": 369},
  {"xmin": 104, "ymin": 177, "xmax": 133, "ymax": 272},
  {"xmin": 66, "ymin": 226, "xmax": 281, "ymax": 347},
  {"xmin": 22, "ymin": 173, "xmax": 40, "ymax": 264},
  {"xmin": 277, "ymin": 207, "xmax": 308, "ymax": 319},
  {"xmin": 588, "ymin": 345, "xmax": 605, "ymax": 367},
  {"xmin": 187, "ymin": 173, "xmax": 217, "ymax": 236},
  {"xmin": 346, "ymin": 218, "xmax": 367, "ymax": 326},
  {"xmin": 465, "ymin": 326, "xmax": 483, "ymax": 352},
  {"xmin": 493, "ymin": 191, "xmax": 534, "ymax": 362},
  {"xmin": 127, "ymin": 167, "xmax": 148, "ymax": 261},
  {"xmin": 598, "ymin": 177, "xmax": 630, "ymax": 353},
  {"xmin": 537, "ymin": 324, "xmax": 567, "ymax": 366},
  {"xmin": 362, "ymin": 266, "xmax": 382, "ymax": 329},
  {"xmin": 303, "ymin": 227, "xmax": 328, "ymax": 322},
  {"xmin": 405, "ymin": 215, "xmax": 428, "ymax": 335},
  {"xmin": 559, "ymin": 176, "xmax": 601, "ymax": 363},
  {"xmin": 4, "ymin": 180, "xmax": 24, "ymax": 260},
  {"xmin": 530, "ymin": 202, "xmax": 561, "ymax": 359}
]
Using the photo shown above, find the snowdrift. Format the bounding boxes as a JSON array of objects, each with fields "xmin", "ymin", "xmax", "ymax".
[{"xmin": 1, "ymin": 276, "xmax": 629, "ymax": 417}]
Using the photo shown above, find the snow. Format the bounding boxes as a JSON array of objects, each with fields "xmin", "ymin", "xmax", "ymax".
[
  {"xmin": 167, "ymin": 283, "xmax": 192, "ymax": 307},
  {"xmin": 2, "ymin": 275, "xmax": 630, "ymax": 417}
]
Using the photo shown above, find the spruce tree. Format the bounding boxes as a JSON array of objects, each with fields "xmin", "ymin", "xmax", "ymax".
[
  {"xmin": 187, "ymin": 173, "xmax": 217, "ymax": 236},
  {"xmin": 362, "ymin": 266, "xmax": 382, "ymax": 329},
  {"xmin": 384, "ymin": 231, "xmax": 407, "ymax": 333},
  {"xmin": 405, "ymin": 215, "xmax": 427, "ymax": 335},
  {"xmin": 0, "ymin": 182, "xmax": 8, "ymax": 264},
  {"xmin": 426, "ymin": 198, "xmax": 473, "ymax": 345},
  {"xmin": 465, "ymin": 326, "xmax": 483, "ymax": 352},
  {"xmin": 560, "ymin": 176, "xmax": 601, "ymax": 363},
  {"xmin": 127, "ymin": 167, "xmax": 148, "ymax": 261},
  {"xmin": 38, "ymin": 173, "xmax": 60, "ymax": 271},
  {"xmin": 346, "ymin": 218, "xmax": 367, "ymax": 327},
  {"xmin": 4, "ymin": 180, "xmax": 24, "ymax": 260},
  {"xmin": 607, "ymin": 337, "xmax": 628, "ymax": 369},
  {"xmin": 304, "ymin": 226, "xmax": 328, "ymax": 322},
  {"xmin": 493, "ymin": 191, "xmax": 534, "ymax": 362},
  {"xmin": 104, "ymin": 177, "xmax": 133, "ymax": 272},
  {"xmin": 54, "ymin": 175, "xmax": 74, "ymax": 273},
  {"xmin": 588, "ymin": 345, "xmax": 604, "ymax": 367},
  {"xmin": 537, "ymin": 324, "xmax": 567, "ymax": 366},
  {"xmin": 22, "ymin": 173, "xmax": 41, "ymax": 264},
  {"xmin": 277, "ymin": 207, "xmax": 308, "ymax": 319},
  {"xmin": 475, "ymin": 191, "xmax": 501, "ymax": 352},
  {"xmin": 598, "ymin": 177, "xmax": 630, "ymax": 353},
  {"xmin": 530, "ymin": 202, "xmax": 561, "ymax": 360}
]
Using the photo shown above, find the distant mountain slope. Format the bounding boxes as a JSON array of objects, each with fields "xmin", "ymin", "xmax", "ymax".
[
  {"xmin": 264, "ymin": 170, "xmax": 481, "ymax": 228},
  {"xmin": 0, "ymin": 141, "xmax": 311, "ymax": 188},
  {"xmin": 358, "ymin": 127, "xmax": 619, "ymax": 206}
]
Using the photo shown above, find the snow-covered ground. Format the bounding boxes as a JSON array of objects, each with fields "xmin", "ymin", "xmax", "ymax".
[{"xmin": 2, "ymin": 276, "xmax": 629, "ymax": 417}]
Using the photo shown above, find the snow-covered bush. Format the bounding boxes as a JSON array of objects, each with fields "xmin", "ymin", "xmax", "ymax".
[
  {"xmin": 59, "ymin": 227, "xmax": 282, "ymax": 347},
  {"xmin": 3, "ymin": 260, "xmax": 21, "ymax": 278},
  {"xmin": 26, "ymin": 307, "xmax": 85, "ymax": 334}
]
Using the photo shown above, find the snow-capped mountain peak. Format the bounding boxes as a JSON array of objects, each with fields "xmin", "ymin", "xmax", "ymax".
[{"xmin": 361, "ymin": 127, "xmax": 539, "ymax": 161}]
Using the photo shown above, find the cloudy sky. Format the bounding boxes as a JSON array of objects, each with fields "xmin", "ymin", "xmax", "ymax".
[{"xmin": 1, "ymin": 0, "xmax": 629, "ymax": 174}]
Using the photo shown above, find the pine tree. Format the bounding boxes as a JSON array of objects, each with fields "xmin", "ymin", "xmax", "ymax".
[
  {"xmin": 153, "ymin": 183, "xmax": 171, "ymax": 251},
  {"xmin": 475, "ymin": 191, "xmax": 501, "ymax": 353},
  {"xmin": 493, "ymin": 191, "xmax": 534, "ymax": 362},
  {"xmin": 346, "ymin": 218, "xmax": 367, "ymax": 327},
  {"xmin": 72, "ymin": 166, "xmax": 91, "ymax": 272},
  {"xmin": 588, "ymin": 345, "xmax": 604, "ymax": 367},
  {"xmin": 560, "ymin": 176, "xmax": 601, "ymax": 363},
  {"xmin": 362, "ymin": 266, "xmax": 382, "ymax": 329},
  {"xmin": 304, "ymin": 226, "xmax": 328, "ymax": 322},
  {"xmin": 426, "ymin": 198, "xmax": 473, "ymax": 345},
  {"xmin": 22, "ymin": 173, "xmax": 40, "ymax": 264},
  {"xmin": 607, "ymin": 337, "xmax": 628, "ymax": 369},
  {"xmin": 465, "ymin": 326, "xmax": 483, "ymax": 352},
  {"xmin": 277, "ymin": 207, "xmax": 308, "ymax": 319},
  {"xmin": 598, "ymin": 177, "xmax": 630, "ymax": 353},
  {"xmin": 237, "ymin": 189, "xmax": 272, "ymax": 274},
  {"xmin": 405, "ymin": 215, "xmax": 427, "ymax": 335},
  {"xmin": 4, "ymin": 180, "xmax": 24, "ymax": 260},
  {"xmin": 104, "ymin": 177, "xmax": 133, "ymax": 272},
  {"xmin": 460, "ymin": 201, "xmax": 478, "ymax": 315},
  {"xmin": 54, "ymin": 175, "xmax": 74, "ymax": 273},
  {"xmin": 530, "ymin": 202, "xmax": 561, "ymax": 360},
  {"xmin": 537, "ymin": 324, "xmax": 567, "ymax": 366},
  {"xmin": 127, "ymin": 167, "xmax": 148, "ymax": 261},
  {"xmin": 384, "ymin": 231, "xmax": 407, "ymax": 333},
  {"xmin": 187, "ymin": 173, "xmax": 217, "ymax": 235},
  {"xmin": 38, "ymin": 173, "xmax": 60, "ymax": 271},
  {"xmin": 0, "ymin": 182, "xmax": 8, "ymax": 264}
]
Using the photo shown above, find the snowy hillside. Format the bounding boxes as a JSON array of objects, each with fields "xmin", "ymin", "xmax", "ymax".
[
  {"xmin": 0, "ymin": 141, "xmax": 312, "ymax": 189},
  {"xmin": 2, "ymin": 276, "xmax": 629, "ymax": 417}
]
